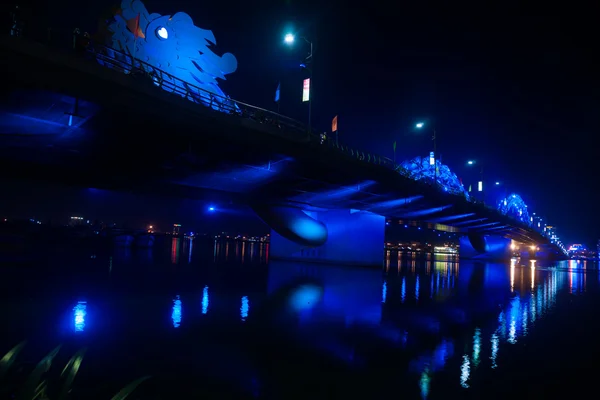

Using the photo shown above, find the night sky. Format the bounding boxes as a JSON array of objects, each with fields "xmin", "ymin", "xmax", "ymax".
[{"xmin": 3, "ymin": 1, "xmax": 599, "ymax": 244}]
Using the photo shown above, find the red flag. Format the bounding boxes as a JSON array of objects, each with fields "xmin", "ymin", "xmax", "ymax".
[
  {"xmin": 127, "ymin": 13, "xmax": 145, "ymax": 39},
  {"xmin": 332, "ymin": 115, "xmax": 338, "ymax": 132}
]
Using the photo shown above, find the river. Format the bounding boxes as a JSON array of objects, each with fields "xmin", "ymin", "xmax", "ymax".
[{"xmin": 0, "ymin": 237, "xmax": 598, "ymax": 399}]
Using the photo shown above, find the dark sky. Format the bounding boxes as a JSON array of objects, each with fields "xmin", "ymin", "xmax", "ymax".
[{"xmin": 5, "ymin": 1, "xmax": 600, "ymax": 244}]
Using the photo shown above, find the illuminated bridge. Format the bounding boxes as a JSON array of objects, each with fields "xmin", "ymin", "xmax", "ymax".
[{"xmin": 0, "ymin": 15, "xmax": 564, "ymax": 265}]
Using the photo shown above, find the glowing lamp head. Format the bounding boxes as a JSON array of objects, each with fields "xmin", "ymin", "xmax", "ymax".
[
  {"xmin": 495, "ymin": 181, "xmax": 500, "ymax": 185},
  {"xmin": 530, "ymin": 245, "xmax": 536, "ymax": 251},
  {"xmin": 208, "ymin": 206, "xmax": 215, "ymax": 212},
  {"xmin": 156, "ymin": 26, "xmax": 168, "ymax": 40},
  {"xmin": 467, "ymin": 160, "xmax": 474, "ymax": 165},
  {"xmin": 284, "ymin": 33, "xmax": 295, "ymax": 44},
  {"xmin": 415, "ymin": 122, "xmax": 424, "ymax": 129}
]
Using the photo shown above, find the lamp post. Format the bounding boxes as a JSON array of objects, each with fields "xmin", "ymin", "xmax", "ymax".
[
  {"xmin": 466, "ymin": 160, "xmax": 485, "ymax": 202},
  {"xmin": 284, "ymin": 33, "xmax": 313, "ymax": 134},
  {"xmin": 415, "ymin": 122, "xmax": 437, "ymax": 186}
]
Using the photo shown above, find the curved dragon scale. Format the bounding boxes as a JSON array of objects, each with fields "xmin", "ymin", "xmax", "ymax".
[
  {"xmin": 400, "ymin": 156, "xmax": 469, "ymax": 199},
  {"xmin": 497, "ymin": 193, "xmax": 530, "ymax": 225}
]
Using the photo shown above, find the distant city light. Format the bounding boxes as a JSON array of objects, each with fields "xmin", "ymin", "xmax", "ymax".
[{"xmin": 284, "ymin": 33, "xmax": 294, "ymax": 44}]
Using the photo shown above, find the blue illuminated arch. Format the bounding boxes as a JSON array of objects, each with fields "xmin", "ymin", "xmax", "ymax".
[
  {"xmin": 497, "ymin": 193, "xmax": 530, "ymax": 225},
  {"xmin": 400, "ymin": 156, "xmax": 469, "ymax": 199},
  {"xmin": 104, "ymin": 0, "xmax": 238, "ymax": 112}
]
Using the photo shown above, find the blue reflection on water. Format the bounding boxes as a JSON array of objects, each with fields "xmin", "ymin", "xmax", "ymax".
[
  {"xmin": 202, "ymin": 286, "xmax": 209, "ymax": 314},
  {"xmin": 73, "ymin": 301, "xmax": 87, "ymax": 332},
  {"xmin": 289, "ymin": 284, "xmax": 323, "ymax": 312},
  {"xmin": 172, "ymin": 295, "xmax": 182, "ymax": 328},
  {"xmin": 240, "ymin": 296, "xmax": 249, "ymax": 321}
]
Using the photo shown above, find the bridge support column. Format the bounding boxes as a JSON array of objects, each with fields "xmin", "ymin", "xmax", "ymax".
[
  {"xmin": 255, "ymin": 206, "xmax": 385, "ymax": 267},
  {"xmin": 459, "ymin": 234, "xmax": 512, "ymax": 260}
]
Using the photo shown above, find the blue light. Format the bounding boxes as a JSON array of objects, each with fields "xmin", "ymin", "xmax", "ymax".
[
  {"xmin": 172, "ymin": 295, "xmax": 182, "ymax": 328},
  {"xmin": 240, "ymin": 296, "xmax": 249, "ymax": 321},
  {"xmin": 208, "ymin": 206, "xmax": 215, "ymax": 212},
  {"xmin": 497, "ymin": 193, "xmax": 531, "ymax": 225},
  {"xmin": 400, "ymin": 156, "xmax": 469, "ymax": 199},
  {"xmin": 288, "ymin": 284, "xmax": 323, "ymax": 311},
  {"xmin": 73, "ymin": 301, "xmax": 87, "ymax": 332},
  {"xmin": 416, "ymin": 122, "xmax": 424, "ymax": 128},
  {"xmin": 300, "ymin": 63, "xmax": 306, "ymax": 69},
  {"xmin": 202, "ymin": 286, "xmax": 209, "ymax": 314}
]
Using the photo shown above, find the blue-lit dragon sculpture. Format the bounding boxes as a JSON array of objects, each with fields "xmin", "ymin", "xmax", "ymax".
[
  {"xmin": 497, "ymin": 193, "xmax": 530, "ymax": 225},
  {"xmin": 400, "ymin": 156, "xmax": 469, "ymax": 199},
  {"xmin": 102, "ymin": 0, "xmax": 238, "ymax": 111}
]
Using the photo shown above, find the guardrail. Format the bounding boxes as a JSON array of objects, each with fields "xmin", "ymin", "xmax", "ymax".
[{"xmin": 87, "ymin": 42, "xmax": 308, "ymax": 135}]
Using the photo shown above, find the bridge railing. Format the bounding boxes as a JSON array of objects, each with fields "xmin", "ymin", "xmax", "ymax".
[{"xmin": 85, "ymin": 43, "xmax": 308, "ymax": 135}]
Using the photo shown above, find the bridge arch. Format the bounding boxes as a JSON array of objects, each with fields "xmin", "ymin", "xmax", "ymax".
[
  {"xmin": 400, "ymin": 156, "xmax": 469, "ymax": 198},
  {"xmin": 497, "ymin": 193, "xmax": 530, "ymax": 225}
]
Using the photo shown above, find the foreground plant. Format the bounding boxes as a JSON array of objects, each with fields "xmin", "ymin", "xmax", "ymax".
[{"xmin": 0, "ymin": 341, "xmax": 149, "ymax": 400}]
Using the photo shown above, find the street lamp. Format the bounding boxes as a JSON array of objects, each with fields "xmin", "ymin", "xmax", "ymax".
[
  {"xmin": 415, "ymin": 122, "xmax": 437, "ymax": 185},
  {"xmin": 466, "ymin": 160, "xmax": 486, "ymax": 203},
  {"xmin": 284, "ymin": 33, "xmax": 314, "ymax": 134}
]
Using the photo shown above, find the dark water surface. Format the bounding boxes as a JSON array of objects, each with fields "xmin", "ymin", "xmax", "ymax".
[{"xmin": 1, "ymin": 237, "xmax": 599, "ymax": 399}]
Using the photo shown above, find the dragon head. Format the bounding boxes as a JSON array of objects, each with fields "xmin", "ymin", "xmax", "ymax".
[{"xmin": 106, "ymin": 0, "xmax": 238, "ymax": 110}]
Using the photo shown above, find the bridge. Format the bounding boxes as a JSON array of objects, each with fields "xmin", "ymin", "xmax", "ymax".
[{"xmin": 0, "ymin": 4, "xmax": 566, "ymax": 265}]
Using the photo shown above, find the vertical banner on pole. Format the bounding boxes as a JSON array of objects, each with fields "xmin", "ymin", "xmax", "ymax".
[
  {"xmin": 332, "ymin": 115, "xmax": 338, "ymax": 132},
  {"xmin": 302, "ymin": 78, "xmax": 310, "ymax": 102},
  {"xmin": 429, "ymin": 151, "xmax": 435, "ymax": 166},
  {"xmin": 275, "ymin": 82, "xmax": 281, "ymax": 103}
]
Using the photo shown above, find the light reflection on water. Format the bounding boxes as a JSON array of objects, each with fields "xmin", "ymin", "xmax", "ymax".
[
  {"xmin": 4, "ymin": 242, "xmax": 599, "ymax": 398},
  {"xmin": 172, "ymin": 295, "xmax": 182, "ymax": 328},
  {"xmin": 73, "ymin": 301, "xmax": 87, "ymax": 332},
  {"xmin": 383, "ymin": 254, "xmax": 591, "ymax": 397}
]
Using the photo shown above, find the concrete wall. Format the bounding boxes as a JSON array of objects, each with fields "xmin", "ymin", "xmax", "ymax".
[{"xmin": 259, "ymin": 206, "xmax": 385, "ymax": 267}]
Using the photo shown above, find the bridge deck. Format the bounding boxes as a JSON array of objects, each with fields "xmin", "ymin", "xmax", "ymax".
[{"xmin": 0, "ymin": 34, "xmax": 554, "ymax": 248}]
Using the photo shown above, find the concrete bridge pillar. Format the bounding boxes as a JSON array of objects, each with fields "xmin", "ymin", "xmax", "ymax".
[
  {"xmin": 253, "ymin": 205, "xmax": 385, "ymax": 267},
  {"xmin": 459, "ymin": 233, "xmax": 512, "ymax": 260}
]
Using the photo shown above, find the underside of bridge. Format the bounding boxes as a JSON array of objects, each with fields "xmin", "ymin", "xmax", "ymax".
[{"xmin": 0, "ymin": 35, "xmax": 561, "ymax": 264}]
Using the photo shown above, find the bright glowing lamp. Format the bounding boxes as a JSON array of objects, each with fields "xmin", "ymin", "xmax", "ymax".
[
  {"xmin": 467, "ymin": 160, "xmax": 474, "ymax": 165},
  {"xmin": 495, "ymin": 181, "xmax": 500, "ymax": 185},
  {"xmin": 156, "ymin": 26, "xmax": 168, "ymax": 39},
  {"xmin": 416, "ymin": 122, "xmax": 424, "ymax": 129},
  {"xmin": 208, "ymin": 206, "xmax": 215, "ymax": 212},
  {"xmin": 284, "ymin": 33, "xmax": 295, "ymax": 44}
]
